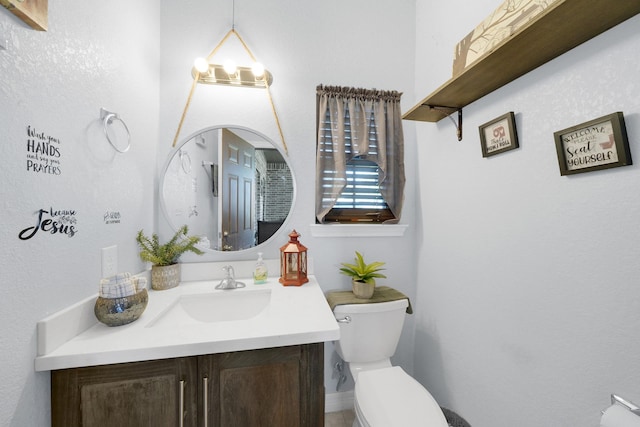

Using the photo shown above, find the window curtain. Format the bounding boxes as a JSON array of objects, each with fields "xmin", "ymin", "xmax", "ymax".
[{"xmin": 315, "ymin": 85, "xmax": 405, "ymax": 223}]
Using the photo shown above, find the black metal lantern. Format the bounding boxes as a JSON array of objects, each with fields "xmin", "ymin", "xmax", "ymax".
[{"xmin": 279, "ymin": 230, "xmax": 308, "ymax": 286}]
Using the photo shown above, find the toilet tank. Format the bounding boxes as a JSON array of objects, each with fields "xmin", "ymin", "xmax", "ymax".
[{"xmin": 333, "ymin": 299, "xmax": 408, "ymax": 363}]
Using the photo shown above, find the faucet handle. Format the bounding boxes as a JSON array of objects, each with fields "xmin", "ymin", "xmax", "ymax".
[
  {"xmin": 225, "ymin": 265, "xmax": 235, "ymax": 279},
  {"xmin": 216, "ymin": 265, "xmax": 244, "ymax": 289}
]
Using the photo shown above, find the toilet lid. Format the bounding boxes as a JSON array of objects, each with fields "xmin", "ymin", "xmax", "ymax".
[{"xmin": 355, "ymin": 367, "xmax": 449, "ymax": 427}]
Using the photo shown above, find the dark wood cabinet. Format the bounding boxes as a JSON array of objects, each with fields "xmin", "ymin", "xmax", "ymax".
[
  {"xmin": 52, "ymin": 357, "xmax": 198, "ymax": 426},
  {"xmin": 52, "ymin": 343, "xmax": 324, "ymax": 427},
  {"xmin": 200, "ymin": 344, "xmax": 324, "ymax": 426}
]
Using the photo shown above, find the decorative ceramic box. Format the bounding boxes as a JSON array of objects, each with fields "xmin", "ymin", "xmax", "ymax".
[{"xmin": 452, "ymin": 0, "xmax": 560, "ymax": 77}]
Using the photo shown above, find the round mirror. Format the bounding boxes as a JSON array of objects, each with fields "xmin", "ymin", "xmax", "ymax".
[{"xmin": 160, "ymin": 126, "xmax": 295, "ymax": 252}]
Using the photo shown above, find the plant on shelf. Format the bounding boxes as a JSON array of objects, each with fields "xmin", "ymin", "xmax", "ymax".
[
  {"xmin": 136, "ymin": 225, "xmax": 204, "ymax": 290},
  {"xmin": 340, "ymin": 251, "xmax": 386, "ymax": 299}
]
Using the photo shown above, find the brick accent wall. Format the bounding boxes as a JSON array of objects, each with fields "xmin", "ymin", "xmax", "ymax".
[{"xmin": 265, "ymin": 163, "xmax": 293, "ymax": 221}]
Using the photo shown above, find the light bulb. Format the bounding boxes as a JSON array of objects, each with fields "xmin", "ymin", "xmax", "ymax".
[
  {"xmin": 223, "ymin": 59, "xmax": 237, "ymax": 75},
  {"xmin": 193, "ymin": 57, "xmax": 209, "ymax": 74},
  {"xmin": 251, "ymin": 62, "xmax": 265, "ymax": 78}
]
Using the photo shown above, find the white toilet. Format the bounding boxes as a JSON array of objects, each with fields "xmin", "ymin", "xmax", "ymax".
[{"xmin": 333, "ymin": 299, "xmax": 449, "ymax": 427}]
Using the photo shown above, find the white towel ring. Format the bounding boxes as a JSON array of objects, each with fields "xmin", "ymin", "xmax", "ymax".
[{"xmin": 100, "ymin": 108, "xmax": 131, "ymax": 153}]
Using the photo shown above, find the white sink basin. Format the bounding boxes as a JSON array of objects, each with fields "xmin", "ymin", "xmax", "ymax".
[
  {"xmin": 35, "ymin": 269, "xmax": 342, "ymax": 372},
  {"xmin": 147, "ymin": 288, "xmax": 271, "ymax": 327}
]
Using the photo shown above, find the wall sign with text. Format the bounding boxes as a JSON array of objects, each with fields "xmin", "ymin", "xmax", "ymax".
[
  {"xmin": 26, "ymin": 125, "xmax": 62, "ymax": 175},
  {"xmin": 479, "ymin": 112, "xmax": 519, "ymax": 158},
  {"xmin": 103, "ymin": 210, "xmax": 121, "ymax": 225},
  {"xmin": 554, "ymin": 112, "xmax": 632, "ymax": 176},
  {"xmin": 19, "ymin": 207, "xmax": 78, "ymax": 240}
]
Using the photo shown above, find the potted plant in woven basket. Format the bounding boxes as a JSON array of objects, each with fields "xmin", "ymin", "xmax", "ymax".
[
  {"xmin": 136, "ymin": 225, "xmax": 204, "ymax": 290},
  {"xmin": 339, "ymin": 251, "xmax": 386, "ymax": 299}
]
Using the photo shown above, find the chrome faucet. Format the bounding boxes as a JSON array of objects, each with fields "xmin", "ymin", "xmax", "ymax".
[{"xmin": 215, "ymin": 265, "xmax": 246, "ymax": 290}]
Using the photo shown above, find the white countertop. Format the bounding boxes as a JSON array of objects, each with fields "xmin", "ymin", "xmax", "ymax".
[{"xmin": 35, "ymin": 271, "xmax": 340, "ymax": 372}]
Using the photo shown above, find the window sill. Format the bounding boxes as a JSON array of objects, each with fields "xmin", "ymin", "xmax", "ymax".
[{"xmin": 309, "ymin": 223, "xmax": 408, "ymax": 238}]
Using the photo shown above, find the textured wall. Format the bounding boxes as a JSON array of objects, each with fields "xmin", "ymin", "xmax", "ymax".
[
  {"xmin": 413, "ymin": 1, "xmax": 640, "ymax": 426},
  {"xmin": 0, "ymin": 1, "xmax": 159, "ymax": 425}
]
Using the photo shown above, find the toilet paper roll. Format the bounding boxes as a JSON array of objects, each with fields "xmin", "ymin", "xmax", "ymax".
[{"xmin": 601, "ymin": 405, "xmax": 640, "ymax": 427}]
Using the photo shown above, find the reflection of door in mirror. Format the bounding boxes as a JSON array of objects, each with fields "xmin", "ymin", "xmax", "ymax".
[
  {"xmin": 161, "ymin": 126, "xmax": 294, "ymax": 252},
  {"xmin": 219, "ymin": 129, "xmax": 255, "ymax": 251}
]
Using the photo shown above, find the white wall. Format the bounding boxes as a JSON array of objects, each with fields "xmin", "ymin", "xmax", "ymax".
[
  {"xmin": 9, "ymin": 0, "xmax": 638, "ymax": 425},
  {"xmin": 0, "ymin": 0, "xmax": 417, "ymax": 424},
  {"xmin": 412, "ymin": 1, "xmax": 640, "ymax": 426},
  {"xmin": 158, "ymin": 0, "xmax": 418, "ymax": 394},
  {"xmin": 0, "ymin": 1, "xmax": 159, "ymax": 425}
]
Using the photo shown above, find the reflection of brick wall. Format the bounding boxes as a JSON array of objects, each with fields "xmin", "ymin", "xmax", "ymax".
[
  {"xmin": 265, "ymin": 163, "xmax": 293, "ymax": 221},
  {"xmin": 255, "ymin": 151, "xmax": 267, "ymax": 221}
]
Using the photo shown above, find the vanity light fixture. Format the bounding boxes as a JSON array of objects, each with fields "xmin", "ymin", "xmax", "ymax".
[
  {"xmin": 173, "ymin": 26, "xmax": 287, "ymax": 155},
  {"xmin": 188, "ymin": 27, "xmax": 274, "ymax": 90},
  {"xmin": 191, "ymin": 60, "xmax": 273, "ymax": 88},
  {"xmin": 188, "ymin": 0, "xmax": 271, "ymax": 89}
]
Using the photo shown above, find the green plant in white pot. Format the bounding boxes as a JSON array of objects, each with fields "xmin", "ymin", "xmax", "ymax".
[
  {"xmin": 339, "ymin": 251, "xmax": 386, "ymax": 299},
  {"xmin": 136, "ymin": 225, "xmax": 204, "ymax": 290}
]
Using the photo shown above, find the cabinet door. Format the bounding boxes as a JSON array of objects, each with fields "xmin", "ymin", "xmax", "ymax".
[
  {"xmin": 52, "ymin": 357, "xmax": 198, "ymax": 427},
  {"xmin": 199, "ymin": 343, "xmax": 324, "ymax": 427}
]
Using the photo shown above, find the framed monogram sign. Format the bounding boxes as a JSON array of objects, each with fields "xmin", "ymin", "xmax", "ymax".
[{"xmin": 479, "ymin": 112, "xmax": 519, "ymax": 158}]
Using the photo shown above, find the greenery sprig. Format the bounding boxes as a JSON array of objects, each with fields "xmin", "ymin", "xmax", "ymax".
[{"xmin": 136, "ymin": 225, "xmax": 204, "ymax": 266}]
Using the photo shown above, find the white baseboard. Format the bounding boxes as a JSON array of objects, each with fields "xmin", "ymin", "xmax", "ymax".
[{"xmin": 325, "ymin": 390, "xmax": 354, "ymax": 413}]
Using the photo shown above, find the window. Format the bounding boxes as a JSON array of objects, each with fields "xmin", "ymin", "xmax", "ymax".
[
  {"xmin": 315, "ymin": 85, "xmax": 405, "ymax": 224},
  {"xmin": 322, "ymin": 158, "xmax": 395, "ymax": 223}
]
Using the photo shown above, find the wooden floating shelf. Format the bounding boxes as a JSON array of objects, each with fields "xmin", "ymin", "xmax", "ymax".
[{"xmin": 403, "ymin": 0, "xmax": 640, "ymax": 123}]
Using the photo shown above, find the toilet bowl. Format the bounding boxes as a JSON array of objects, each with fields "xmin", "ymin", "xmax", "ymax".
[
  {"xmin": 332, "ymin": 299, "xmax": 448, "ymax": 427},
  {"xmin": 355, "ymin": 367, "xmax": 448, "ymax": 427}
]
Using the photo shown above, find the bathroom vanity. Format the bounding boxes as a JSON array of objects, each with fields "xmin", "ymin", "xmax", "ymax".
[
  {"xmin": 36, "ymin": 262, "xmax": 339, "ymax": 427},
  {"xmin": 51, "ymin": 343, "xmax": 323, "ymax": 426}
]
